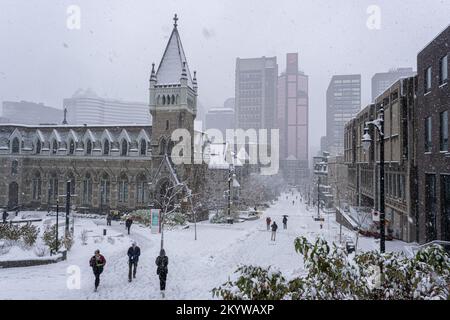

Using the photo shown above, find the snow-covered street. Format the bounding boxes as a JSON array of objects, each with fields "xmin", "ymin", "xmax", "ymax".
[{"xmin": 0, "ymin": 191, "xmax": 409, "ymax": 300}]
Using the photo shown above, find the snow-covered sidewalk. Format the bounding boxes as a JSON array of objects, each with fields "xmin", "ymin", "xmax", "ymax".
[{"xmin": 0, "ymin": 191, "xmax": 409, "ymax": 300}]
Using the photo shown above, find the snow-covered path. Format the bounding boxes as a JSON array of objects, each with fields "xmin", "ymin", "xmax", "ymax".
[{"xmin": 0, "ymin": 191, "xmax": 408, "ymax": 300}]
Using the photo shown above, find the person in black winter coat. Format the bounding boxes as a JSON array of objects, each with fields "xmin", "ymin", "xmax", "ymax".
[
  {"xmin": 282, "ymin": 216, "xmax": 288, "ymax": 229},
  {"xmin": 89, "ymin": 249, "xmax": 106, "ymax": 292},
  {"xmin": 271, "ymin": 222, "xmax": 278, "ymax": 241},
  {"xmin": 127, "ymin": 242, "xmax": 141, "ymax": 282},
  {"xmin": 2, "ymin": 210, "xmax": 8, "ymax": 223},
  {"xmin": 125, "ymin": 216, "xmax": 133, "ymax": 234},
  {"xmin": 155, "ymin": 249, "xmax": 169, "ymax": 295}
]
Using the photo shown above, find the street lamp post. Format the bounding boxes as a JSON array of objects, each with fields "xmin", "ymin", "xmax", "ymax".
[
  {"xmin": 317, "ymin": 176, "xmax": 321, "ymax": 220},
  {"xmin": 362, "ymin": 106, "xmax": 385, "ymax": 253},
  {"xmin": 65, "ymin": 181, "xmax": 71, "ymax": 235},
  {"xmin": 227, "ymin": 163, "xmax": 236, "ymax": 224},
  {"xmin": 55, "ymin": 199, "xmax": 59, "ymax": 254}
]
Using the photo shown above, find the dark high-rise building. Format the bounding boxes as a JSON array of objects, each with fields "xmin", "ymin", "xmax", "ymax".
[
  {"xmin": 235, "ymin": 57, "xmax": 278, "ymax": 130},
  {"xmin": 326, "ymin": 74, "xmax": 361, "ymax": 155},
  {"xmin": 277, "ymin": 53, "xmax": 309, "ymax": 184},
  {"xmin": 416, "ymin": 25, "xmax": 450, "ymax": 243},
  {"xmin": 371, "ymin": 68, "xmax": 416, "ymax": 102}
]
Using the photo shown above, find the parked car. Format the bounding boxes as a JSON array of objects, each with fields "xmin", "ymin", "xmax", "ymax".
[{"xmin": 345, "ymin": 237, "xmax": 355, "ymax": 254}]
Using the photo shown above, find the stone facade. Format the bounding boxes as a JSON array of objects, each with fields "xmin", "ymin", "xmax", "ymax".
[{"xmin": 344, "ymin": 77, "xmax": 418, "ymax": 242}]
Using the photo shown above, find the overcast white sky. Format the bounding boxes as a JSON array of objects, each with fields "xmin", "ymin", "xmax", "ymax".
[{"xmin": 0, "ymin": 0, "xmax": 449, "ymax": 149}]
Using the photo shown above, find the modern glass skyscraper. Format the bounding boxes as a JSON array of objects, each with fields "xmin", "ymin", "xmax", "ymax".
[
  {"xmin": 235, "ymin": 57, "xmax": 278, "ymax": 130},
  {"xmin": 326, "ymin": 74, "xmax": 361, "ymax": 155}
]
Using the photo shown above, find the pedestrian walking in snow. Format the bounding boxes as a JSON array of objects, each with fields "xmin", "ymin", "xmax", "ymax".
[
  {"xmin": 156, "ymin": 249, "xmax": 169, "ymax": 297},
  {"xmin": 106, "ymin": 213, "xmax": 112, "ymax": 226},
  {"xmin": 89, "ymin": 249, "xmax": 106, "ymax": 292},
  {"xmin": 271, "ymin": 222, "xmax": 278, "ymax": 241},
  {"xmin": 282, "ymin": 216, "xmax": 288, "ymax": 229},
  {"xmin": 127, "ymin": 242, "xmax": 141, "ymax": 282},
  {"xmin": 292, "ymin": 200, "xmax": 295, "ymax": 206},
  {"xmin": 266, "ymin": 217, "xmax": 271, "ymax": 231},
  {"xmin": 2, "ymin": 210, "xmax": 8, "ymax": 223},
  {"xmin": 125, "ymin": 216, "xmax": 133, "ymax": 235}
]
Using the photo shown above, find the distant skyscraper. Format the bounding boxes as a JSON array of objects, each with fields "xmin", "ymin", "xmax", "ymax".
[
  {"xmin": 326, "ymin": 74, "xmax": 361, "ymax": 155},
  {"xmin": 223, "ymin": 97, "xmax": 235, "ymax": 110},
  {"xmin": 277, "ymin": 53, "xmax": 309, "ymax": 184},
  {"xmin": 371, "ymin": 68, "xmax": 416, "ymax": 101},
  {"xmin": 235, "ymin": 57, "xmax": 278, "ymax": 130},
  {"xmin": 1, "ymin": 101, "xmax": 63, "ymax": 125},
  {"xmin": 205, "ymin": 107, "xmax": 235, "ymax": 136},
  {"xmin": 64, "ymin": 89, "xmax": 151, "ymax": 125}
]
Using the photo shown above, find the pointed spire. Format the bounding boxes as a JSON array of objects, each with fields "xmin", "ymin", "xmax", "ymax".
[
  {"xmin": 193, "ymin": 71, "xmax": 198, "ymax": 90},
  {"xmin": 180, "ymin": 61, "xmax": 188, "ymax": 81},
  {"xmin": 155, "ymin": 14, "xmax": 193, "ymax": 87},
  {"xmin": 173, "ymin": 14, "xmax": 178, "ymax": 28},
  {"xmin": 62, "ymin": 108, "xmax": 68, "ymax": 125},
  {"xmin": 150, "ymin": 62, "xmax": 157, "ymax": 82}
]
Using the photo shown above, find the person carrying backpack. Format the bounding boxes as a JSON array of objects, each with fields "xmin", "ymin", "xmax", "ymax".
[{"xmin": 271, "ymin": 222, "xmax": 278, "ymax": 241}]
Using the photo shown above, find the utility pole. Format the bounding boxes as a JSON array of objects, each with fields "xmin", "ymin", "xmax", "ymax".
[
  {"xmin": 317, "ymin": 176, "xmax": 321, "ymax": 220},
  {"xmin": 55, "ymin": 199, "xmax": 59, "ymax": 254},
  {"xmin": 362, "ymin": 107, "xmax": 386, "ymax": 253},
  {"xmin": 66, "ymin": 181, "xmax": 71, "ymax": 235}
]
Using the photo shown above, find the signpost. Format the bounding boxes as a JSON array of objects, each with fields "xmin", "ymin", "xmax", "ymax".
[{"xmin": 151, "ymin": 209, "xmax": 160, "ymax": 234}]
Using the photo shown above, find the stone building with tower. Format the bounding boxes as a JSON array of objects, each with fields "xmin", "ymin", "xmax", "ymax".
[{"xmin": 0, "ymin": 15, "xmax": 250, "ymax": 221}]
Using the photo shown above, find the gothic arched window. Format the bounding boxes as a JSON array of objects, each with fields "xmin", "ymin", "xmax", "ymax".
[
  {"xmin": 159, "ymin": 138, "xmax": 166, "ymax": 156},
  {"xmin": 82, "ymin": 173, "xmax": 92, "ymax": 205},
  {"xmin": 118, "ymin": 173, "xmax": 129, "ymax": 203},
  {"xmin": 121, "ymin": 140, "xmax": 128, "ymax": 156},
  {"xmin": 103, "ymin": 140, "xmax": 110, "ymax": 155},
  {"xmin": 86, "ymin": 140, "xmax": 92, "ymax": 155},
  {"xmin": 12, "ymin": 137, "xmax": 20, "ymax": 154},
  {"xmin": 136, "ymin": 174, "xmax": 146, "ymax": 204},
  {"xmin": 166, "ymin": 120, "xmax": 169, "ymax": 131},
  {"xmin": 140, "ymin": 139, "xmax": 146, "ymax": 156},
  {"xmin": 100, "ymin": 173, "xmax": 110, "ymax": 206},
  {"xmin": 32, "ymin": 171, "xmax": 41, "ymax": 201},
  {"xmin": 36, "ymin": 140, "xmax": 41, "ymax": 154},
  {"xmin": 171, "ymin": 95, "xmax": 175, "ymax": 104},
  {"xmin": 69, "ymin": 140, "xmax": 75, "ymax": 155},
  {"xmin": 11, "ymin": 160, "xmax": 18, "ymax": 175},
  {"xmin": 52, "ymin": 140, "xmax": 58, "ymax": 154},
  {"xmin": 162, "ymin": 95, "xmax": 166, "ymax": 105}
]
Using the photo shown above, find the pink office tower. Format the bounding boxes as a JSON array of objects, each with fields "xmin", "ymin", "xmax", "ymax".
[{"xmin": 277, "ymin": 53, "xmax": 309, "ymax": 185}]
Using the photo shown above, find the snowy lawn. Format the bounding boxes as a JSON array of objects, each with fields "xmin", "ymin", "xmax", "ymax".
[{"xmin": 0, "ymin": 191, "xmax": 410, "ymax": 300}]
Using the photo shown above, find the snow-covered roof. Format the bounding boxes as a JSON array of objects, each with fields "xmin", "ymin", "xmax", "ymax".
[{"xmin": 156, "ymin": 22, "xmax": 193, "ymax": 88}]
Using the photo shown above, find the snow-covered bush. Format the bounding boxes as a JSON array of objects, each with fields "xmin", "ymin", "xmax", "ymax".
[
  {"xmin": 0, "ymin": 224, "xmax": 39, "ymax": 247},
  {"xmin": 212, "ymin": 266, "xmax": 289, "ymax": 300},
  {"xmin": 0, "ymin": 241, "xmax": 11, "ymax": 255},
  {"xmin": 213, "ymin": 237, "xmax": 450, "ymax": 300},
  {"xmin": 21, "ymin": 225, "xmax": 39, "ymax": 247},
  {"xmin": 0, "ymin": 224, "xmax": 22, "ymax": 241},
  {"xmin": 34, "ymin": 243, "xmax": 49, "ymax": 257},
  {"xmin": 42, "ymin": 224, "xmax": 63, "ymax": 253},
  {"xmin": 62, "ymin": 233, "xmax": 74, "ymax": 251}
]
